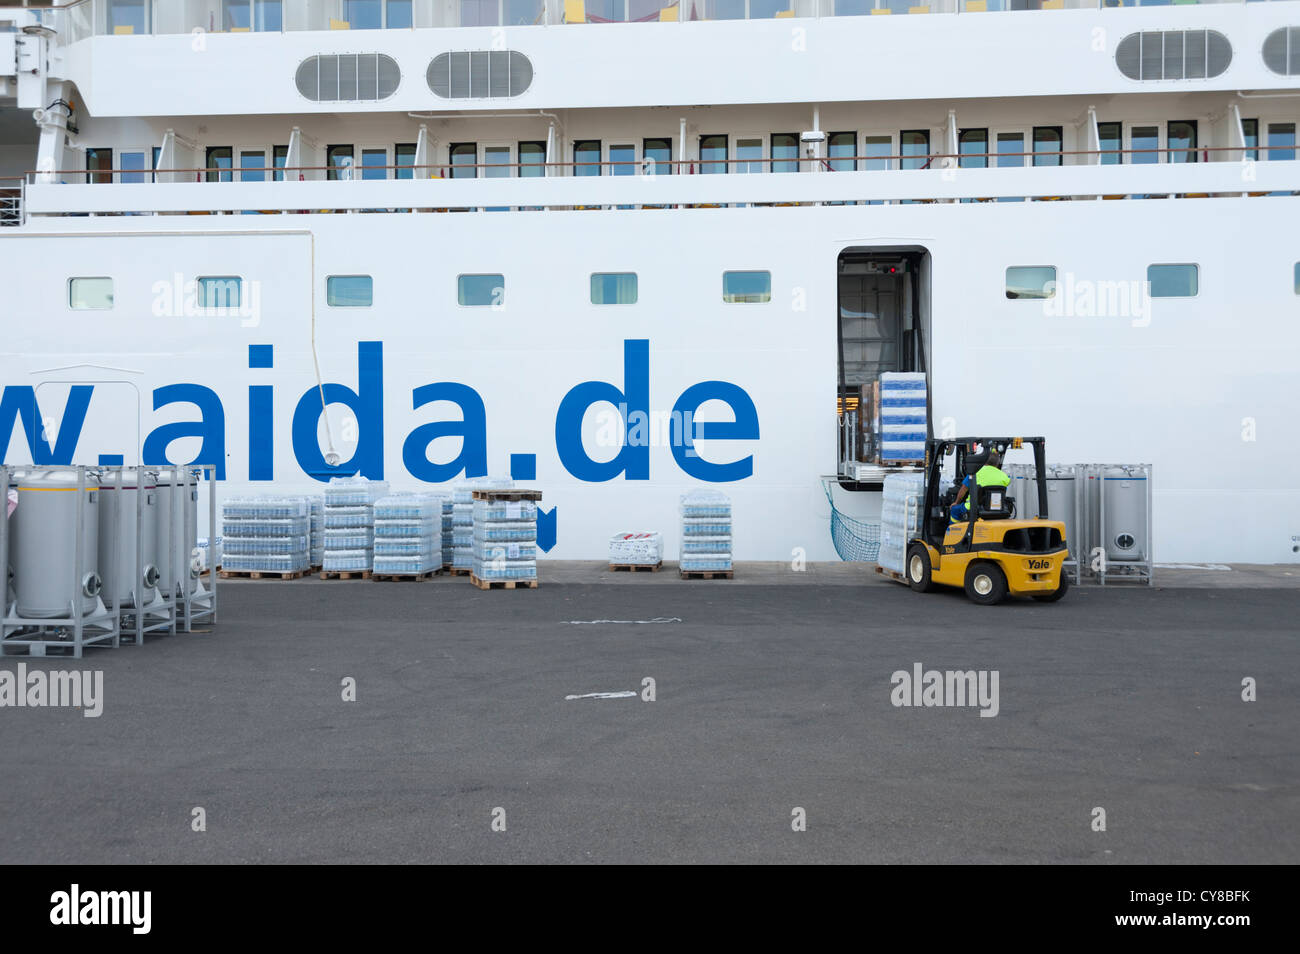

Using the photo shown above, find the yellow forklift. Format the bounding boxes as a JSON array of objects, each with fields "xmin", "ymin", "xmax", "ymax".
[{"xmin": 904, "ymin": 437, "xmax": 1070, "ymax": 605}]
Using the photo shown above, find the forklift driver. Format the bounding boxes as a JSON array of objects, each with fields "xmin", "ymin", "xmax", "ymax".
[{"xmin": 949, "ymin": 447, "xmax": 1011, "ymax": 523}]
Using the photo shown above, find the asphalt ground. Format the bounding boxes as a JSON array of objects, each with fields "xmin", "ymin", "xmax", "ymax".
[{"xmin": 1, "ymin": 571, "xmax": 1297, "ymax": 864}]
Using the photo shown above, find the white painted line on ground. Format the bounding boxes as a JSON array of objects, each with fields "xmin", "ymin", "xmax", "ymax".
[
  {"xmin": 1154, "ymin": 563, "xmax": 1232, "ymax": 571},
  {"xmin": 564, "ymin": 691, "xmax": 637, "ymax": 701},
  {"xmin": 564, "ymin": 617, "xmax": 683, "ymax": 625}
]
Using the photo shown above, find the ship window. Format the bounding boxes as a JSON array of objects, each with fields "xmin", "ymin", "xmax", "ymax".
[
  {"xmin": 449, "ymin": 142, "xmax": 477, "ymax": 178},
  {"xmin": 197, "ymin": 277, "xmax": 243, "ymax": 310},
  {"xmin": 458, "ymin": 274, "xmax": 504, "ymax": 307},
  {"xmin": 327, "ymin": 276, "xmax": 373, "ymax": 307},
  {"xmin": 827, "ymin": 132, "xmax": 856, "ymax": 172},
  {"xmin": 273, "ymin": 145, "xmax": 289, "ymax": 181},
  {"xmin": 1032, "ymin": 127, "xmax": 1063, "ymax": 167},
  {"xmin": 1268, "ymin": 122, "xmax": 1296, "ymax": 161},
  {"xmin": 1098, "ymin": 122, "xmax": 1122, "ymax": 165},
  {"xmin": 1115, "ymin": 30, "xmax": 1231, "ymax": 81},
  {"xmin": 1005, "ymin": 266, "xmax": 1056, "ymax": 300},
  {"xmin": 863, "ymin": 135, "xmax": 892, "ymax": 171},
  {"xmin": 69, "ymin": 278, "xmax": 114, "ymax": 311},
  {"xmin": 643, "ymin": 138, "xmax": 673, "ymax": 174},
  {"xmin": 109, "ymin": 0, "xmax": 150, "ymax": 34},
  {"xmin": 959, "ymin": 129, "xmax": 988, "ymax": 169},
  {"xmin": 900, "ymin": 130, "xmax": 930, "ymax": 170},
  {"xmin": 395, "ymin": 142, "xmax": 417, "ymax": 180},
  {"xmin": 1263, "ymin": 27, "xmax": 1300, "ymax": 76},
  {"xmin": 772, "ymin": 133, "xmax": 800, "ymax": 174},
  {"xmin": 295, "ymin": 54, "xmax": 401, "ymax": 102},
  {"xmin": 700, "ymin": 135, "xmax": 728, "ymax": 175},
  {"xmin": 1147, "ymin": 264, "xmax": 1198, "ymax": 298},
  {"xmin": 223, "ymin": 0, "xmax": 282, "ymax": 31},
  {"xmin": 327, "ymin": 145, "xmax": 355, "ymax": 180},
  {"xmin": 591, "ymin": 273, "xmax": 638, "ymax": 305},
  {"xmin": 723, "ymin": 271, "xmax": 771, "ymax": 304},
  {"xmin": 342, "ymin": 0, "xmax": 411, "ymax": 28},
  {"xmin": 1167, "ymin": 120, "xmax": 1197, "ymax": 164},
  {"xmin": 519, "ymin": 141, "xmax": 546, "ymax": 177},
  {"xmin": 86, "ymin": 148, "xmax": 113, "ymax": 184},
  {"xmin": 574, "ymin": 140, "xmax": 601, "ymax": 177},
  {"xmin": 206, "ymin": 146, "xmax": 233, "ymax": 183},
  {"xmin": 1242, "ymin": 118, "xmax": 1259, "ymax": 161},
  {"xmin": 427, "ymin": 51, "xmax": 533, "ymax": 98}
]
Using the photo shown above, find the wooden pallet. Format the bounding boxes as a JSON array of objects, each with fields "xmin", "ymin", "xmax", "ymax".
[
  {"xmin": 469, "ymin": 573, "xmax": 538, "ymax": 590},
  {"xmin": 219, "ymin": 568, "xmax": 311, "ymax": 581},
  {"xmin": 609, "ymin": 562, "xmax": 662, "ymax": 572},
  {"xmin": 372, "ymin": 570, "xmax": 439, "ymax": 582},
  {"xmin": 446, "ymin": 567, "xmax": 471, "ymax": 576},
  {"xmin": 318, "ymin": 570, "xmax": 372, "ymax": 580},
  {"xmin": 679, "ymin": 569, "xmax": 733, "ymax": 580},
  {"xmin": 874, "ymin": 565, "xmax": 907, "ymax": 584},
  {"xmin": 471, "ymin": 489, "xmax": 543, "ymax": 502}
]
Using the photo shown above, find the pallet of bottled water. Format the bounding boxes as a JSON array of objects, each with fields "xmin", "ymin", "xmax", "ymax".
[
  {"xmin": 219, "ymin": 495, "xmax": 311, "ymax": 576},
  {"xmin": 321, "ymin": 477, "xmax": 388, "ymax": 577},
  {"xmin": 470, "ymin": 488, "xmax": 541, "ymax": 589},
  {"xmin": 877, "ymin": 473, "xmax": 925, "ymax": 576},
  {"xmin": 450, "ymin": 478, "xmax": 514, "ymax": 572},
  {"xmin": 609, "ymin": 531, "xmax": 663, "ymax": 567},
  {"xmin": 308, "ymin": 495, "xmax": 323, "ymax": 568},
  {"xmin": 441, "ymin": 499, "xmax": 454, "ymax": 568},
  {"xmin": 371, "ymin": 493, "xmax": 441, "ymax": 577},
  {"xmin": 680, "ymin": 490, "xmax": 733, "ymax": 576}
]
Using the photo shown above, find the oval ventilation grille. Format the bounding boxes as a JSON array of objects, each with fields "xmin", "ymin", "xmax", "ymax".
[
  {"xmin": 1115, "ymin": 30, "xmax": 1231, "ymax": 81},
  {"xmin": 296, "ymin": 54, "xmax": 401, "ymax": 102},
  {"xmin": 1263, "ymin": 27, "xmax": 1300, "ymax": 76},
  {"xmin": 427, "ymin": 51, "xmax": 534, "ymax": 99}
]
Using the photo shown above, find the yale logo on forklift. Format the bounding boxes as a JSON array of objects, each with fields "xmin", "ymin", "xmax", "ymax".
[{"xmin": 1026, "ymin": 558, "xmax": 1053, "ymax": 570}]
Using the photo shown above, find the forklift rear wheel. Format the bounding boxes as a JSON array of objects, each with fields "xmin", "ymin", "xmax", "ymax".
[
  {"xmin": 1032, "ymin": 570, "xmax": 1071, "ymax": 603},
  {"xmin": 906, "ymin": 544, "xmax": 935, "ymax": 593},
  {"xmin": 964, "ymin": 561, "xmax": 1008, "ymax": 605}
]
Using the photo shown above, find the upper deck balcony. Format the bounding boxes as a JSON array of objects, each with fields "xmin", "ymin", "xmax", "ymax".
[{"xmin": 12, "ymin": 0, "xmax": 1284, "ymax": 41}]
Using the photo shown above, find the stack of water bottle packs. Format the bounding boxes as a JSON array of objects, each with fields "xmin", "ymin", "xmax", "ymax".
[
  {"xmin": 450, "ymin": 477, "xmax": 513, "ymax": 572},
  {"xmin": 877, "ymin": 472, "xmax": 925, "ymax": 576},
  {"xmin": 608, "ymin": 531, "xmax": 663, "ymax": 567},
  {"xmin": 471, "ymin": 490, "xmax": 540, "ymax": 584},
  {"xmin": 322, "ymin": 476, "xmax": 389, "ymax": 574},
  {"xmin": 680, "ymin": 490, "xmax": 732, "ymax": 574},
  {"xmin": 308, "ymin": 495, "xmax": 324, "ymax": 569},
  {"xmin": 220, "ymin": 495, "xmax": 311, "ymax": 575},
  {"xmin": 372, "ymin": 493, "xmax": 443, "ymax": 577},
  {"xmin": 877, "ymin": 372, "xmax": 928, "ymax": 464},
  {"xmin": 440, "ymin": 498, "xmax": 454, "ymax": 568}
]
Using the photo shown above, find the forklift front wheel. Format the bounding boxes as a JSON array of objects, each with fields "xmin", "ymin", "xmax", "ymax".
[
  {"xmin": 906, "ymin": 544, "xmax": 936, "ymax": 593},
  {"xmin": 964, "ymin": 561, "xmax": 1008, "ymax": 606}
]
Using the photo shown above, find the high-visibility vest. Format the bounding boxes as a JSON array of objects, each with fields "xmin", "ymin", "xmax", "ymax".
[{"xmin": 975, "ymin": 465, "xmax": 1010, "ymax": 488}]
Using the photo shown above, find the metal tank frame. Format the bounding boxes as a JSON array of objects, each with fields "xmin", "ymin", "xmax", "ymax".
[
  {"xmin": 0, "ymin": 464, "xmax": 121, "ymax": 659},
  {"xmin": 1089, "ymin": 463, "xmax": 1155, "ymax": 587},
  {"xmin": 155, "ymin": 465, "xmax": 219, "ymax": 633},
  {"xmin": 101, "ymin": 465, "xmax": 178, "ymax": 647}
]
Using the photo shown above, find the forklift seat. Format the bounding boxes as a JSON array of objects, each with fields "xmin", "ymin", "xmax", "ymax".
[{"xmin": 977, "ymin": 484, "xmax": 1013, "ymax": 519}]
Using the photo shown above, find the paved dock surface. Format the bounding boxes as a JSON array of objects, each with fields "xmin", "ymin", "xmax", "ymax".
[{"xmin": 2, "ymin": 567, "xmax": 1297, "ymax": 864}]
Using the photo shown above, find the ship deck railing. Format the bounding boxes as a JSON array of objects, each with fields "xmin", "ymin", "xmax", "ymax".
[
  {"xmin": 16, "ymin": 145, "xmax": 1296, "ymax": 218},
  {"xmin": 10, "ymin": 0, "xmax": 1260, "ymax": 44}
]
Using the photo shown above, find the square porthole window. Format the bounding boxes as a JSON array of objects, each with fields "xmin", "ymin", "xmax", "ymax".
[
  {"xmin": 197, "ymin": 276, "xmax": 243, "ymax": 310},
  {"xmin": 327, "ymin": 275, "xmax": 374, "ymax": 307},
  {"xmin": 1005, "ymin": 266, "xmax": 1056, "ymax": 300},
  {"xmin": 590, "ymin": 273, "xmax": 637, "ymax": 305},
  {"xmin": 458, "ymin": 274, "xmax": 504, "ymax": 307},
  {"xmin": 722, "ymin": 270, "xmax": 771, "ymax": 303},
  {"xmin": 68, "ymin": 277, "xmax": 114, "ymax": 310},
  {"xmin": 1147, "ymin": 263, "xmax": 1198, "ymax": 298}
]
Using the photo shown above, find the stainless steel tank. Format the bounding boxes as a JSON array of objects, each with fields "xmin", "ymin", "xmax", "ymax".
[
  {"xmin": 1044, "ymin": 465, "xmax": 1077, "ymax": 559},
  {"xmin": 98, "ymin": 468, "xmax": 160, "ymax": 608},
  {"xmin": 154, "ymin": 467, "xmax": 200, "ymax": 598},
  {"xmin": 1102, "ymin": 465, "xmax": 1149, "ymax": 562},
  {"xmin": 13, "ymin": 468, "xmax": 101, "ymax": 618}
]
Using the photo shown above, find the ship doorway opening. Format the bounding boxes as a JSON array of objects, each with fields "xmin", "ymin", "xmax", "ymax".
[{"xmin": 836, "ymin": 246, "xmax": 931, "ymax": 490}]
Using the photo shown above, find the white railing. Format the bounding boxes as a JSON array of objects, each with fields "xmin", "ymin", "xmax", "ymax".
[
  {"xmin": 0, "ymin": 179, "xmax": 24, "ymax": 227},
  {"xmin": 18, "ymin": 0, "xmax": 1267, "ymax": 42},
  {"xmin": 21, "ymin": 158, "xmax": 1298, "ymax": 216}
]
